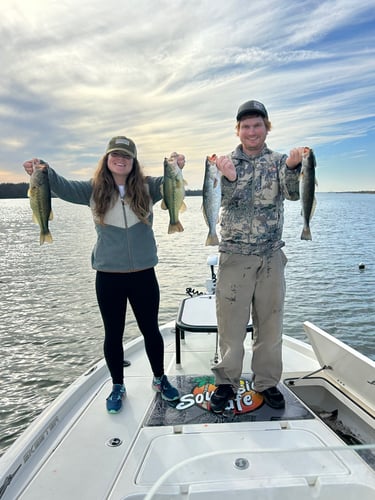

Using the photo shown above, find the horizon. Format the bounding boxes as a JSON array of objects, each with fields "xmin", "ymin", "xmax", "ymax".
[{"xmin": 0, "ymin": 180, "xmax": 374, "ymax": 196}]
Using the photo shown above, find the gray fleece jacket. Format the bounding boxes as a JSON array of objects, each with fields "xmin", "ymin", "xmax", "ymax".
[{"xmin": 47, "ymin": 167, "xmax": 164, "ymax": 272}]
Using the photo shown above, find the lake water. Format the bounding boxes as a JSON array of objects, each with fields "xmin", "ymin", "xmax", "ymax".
[{"xmin": 0, "ymin": 193, "xmax": 374, "ymax": 456}]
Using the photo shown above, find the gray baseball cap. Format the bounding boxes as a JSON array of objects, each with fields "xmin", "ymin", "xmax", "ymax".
[
  {"xmin": 106, "ymin": 136, "xmax": 137, "ymax": 158},
  {"xmin": 236, "ymin": 100, "xmax": 268, "ymax": 120}
]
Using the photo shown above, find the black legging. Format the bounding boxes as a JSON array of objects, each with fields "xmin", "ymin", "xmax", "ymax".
[{"xmin": 95, "ymin": 268, "xmax": 164, "ymax": 384}]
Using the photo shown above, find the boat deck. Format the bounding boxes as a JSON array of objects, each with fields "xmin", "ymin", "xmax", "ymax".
[{"xmin": 6, "ymin": 323, "xmax": 374, "ymax": 500}]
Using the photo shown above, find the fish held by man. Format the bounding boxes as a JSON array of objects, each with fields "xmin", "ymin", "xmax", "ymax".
[
  {"xmin": 202, "ymin": 154, "xmax": 221, "ymax": 246},
  {"xmin": 28, "ymin": 163, "xmax": 53, "ymax": 245},
  {"xmin": 300, "ymin": 147, "xmax": 317, "ymax": 240},
  {"xmin": 161, "ymin": 156, "xmax": 187, "ymax": 234}
]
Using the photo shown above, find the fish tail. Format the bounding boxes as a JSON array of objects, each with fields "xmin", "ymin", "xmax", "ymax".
[
  {"xmin": 205, "ymin": 233, "xmax": 219, "ymax": 246},
  {"xmin": 168, "ymin": 221, "xmax": 184, "ymax": 234},
  {"xmin": 301, "ymin": 227, "xmax": 312, "ymax": 241},
  {"xmin": 40, "ymin": 230, "xmax": 53, "ymax": 245}
]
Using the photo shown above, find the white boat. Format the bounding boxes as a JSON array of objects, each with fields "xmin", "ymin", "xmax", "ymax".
[{"xmin": 1, "ymin": 257, "xmax": 374, "ymax": 499}]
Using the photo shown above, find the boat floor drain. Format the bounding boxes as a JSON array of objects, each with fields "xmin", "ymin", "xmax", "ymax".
[
  {"xmin": 234, "ymin": 457, "xmax": 250, "ymax": 470},
  {"xmin": 106, "ymin": 437, "xmax": 123, "ymax": 447}
]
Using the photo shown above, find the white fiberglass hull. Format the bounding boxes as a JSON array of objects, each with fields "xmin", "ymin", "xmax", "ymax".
[{"xmin": 0, "ymin": 316, "xmax": 374, "ymax": 500}]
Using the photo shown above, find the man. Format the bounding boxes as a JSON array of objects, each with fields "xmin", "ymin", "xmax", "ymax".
[{"xmin": 210, "ymin": 100, "xmax": 304, "ymax": 412}]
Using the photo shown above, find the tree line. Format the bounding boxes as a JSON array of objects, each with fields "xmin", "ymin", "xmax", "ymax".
[
  {"xmin": 0, "ymin": 183, "xmax": 203, "ymax": 199},
  {"xmin": 0, "ymin": 183, "xmax": 29, "ymax": 198}
]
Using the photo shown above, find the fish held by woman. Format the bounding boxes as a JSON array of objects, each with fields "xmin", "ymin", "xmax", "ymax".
[
  {"xmin": 28, "ymin": 162, "xmax": 53, "ymax": 245},
  {"xmin": 300, "ymin": 147, "xmax": 317, "ymax": 240},
  {"xmin": 161, "ymin": 156, "xmax": 187, "ymax": 234},
  {"xmin": 202, "ymin": 154, "xmax": 221, "ymax": 246}
]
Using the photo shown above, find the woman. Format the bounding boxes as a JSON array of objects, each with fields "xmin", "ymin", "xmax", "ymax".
[{"xmin": 23, "ymin": 136, "xmax": 179, "ymax": 413}]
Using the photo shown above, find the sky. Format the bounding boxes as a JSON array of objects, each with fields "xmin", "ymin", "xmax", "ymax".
[{"xmin": 1, "ymin": 0, "xmax": 374, "ymax": 191}]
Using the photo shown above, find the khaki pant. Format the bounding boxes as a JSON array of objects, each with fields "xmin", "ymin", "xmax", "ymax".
[{"xmin": 212, "ymin": 250, "xmax": 287, "ymax": 392}]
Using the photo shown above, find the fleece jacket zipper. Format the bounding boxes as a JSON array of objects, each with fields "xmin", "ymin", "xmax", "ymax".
[{"xmin": 121, "ymin": 197, "xmax": 135, "ymax": 270}]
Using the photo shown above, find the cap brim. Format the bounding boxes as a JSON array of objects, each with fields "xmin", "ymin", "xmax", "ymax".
[
  {"xmin": 106, "ymin": 148, "xmax": 136, "ymax": 158},
  {"xmin": 237, "ymin": 110, "xmax": 267, "ymax": 120}
]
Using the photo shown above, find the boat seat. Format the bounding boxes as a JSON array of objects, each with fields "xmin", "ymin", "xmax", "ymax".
[{"xmin": 175, "ymin": 294, "xmax": 253, "ymax": 367}]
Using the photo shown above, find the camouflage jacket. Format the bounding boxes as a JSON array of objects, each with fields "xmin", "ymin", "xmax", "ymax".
[{"xmin": 219, "ymin": 144, "xmax": 301, "ymax": 256}]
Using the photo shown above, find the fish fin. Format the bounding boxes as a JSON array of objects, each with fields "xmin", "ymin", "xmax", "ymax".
[
  {"xmin": 183, "ymin": 179, "xmax": 188, "ymax": 186},
  {"xmin": 32, "ymin": 213, "xmax": 38, "ymax": 224},
  {"xmin": 161, "ymin": 200, "xmax": 168, "ymax": 210},
  {"xmin": 40, "ymin": 231, "xmax": 53, "ymax": 245},
  {"xmin": 49, "ymin": 210, "xmax": 54, "ymax": 221},
  {"xmin": 168, "ymin": 221, "xmax": 184, "ymax": 234},
  {"xmin": 180, "ymin": 201, "xmax": 187, "ymax": 213},
  {"xmin": 301, "ymin": 227, "xmax": 312, "ymax": 240},
  {"xmin": 310, "ymin": 197, "xmax": 317, "ymax": 220},
  {"xmin": 205, "ymin": 233, "xmax": 219, "ymax": 246}
]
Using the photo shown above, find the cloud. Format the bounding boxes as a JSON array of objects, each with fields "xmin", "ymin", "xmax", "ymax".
[{"xmin": 1, "ymin": 0, "xmax": 374, "ymax": 190}]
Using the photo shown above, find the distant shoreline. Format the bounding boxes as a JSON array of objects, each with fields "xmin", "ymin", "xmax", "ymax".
[{"xmin": 0, "ymin": 182, "xmax": 374, "ymax": 199}]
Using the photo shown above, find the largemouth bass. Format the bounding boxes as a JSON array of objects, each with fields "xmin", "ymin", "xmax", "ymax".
[
  {"xmin": 300, "ymin": 147, "xmax": 317, "ymax": 240},
  {"xmin": 202, "ymin": 154, "xmax": 221, "ymax": 246},
  {"xmin": 28, "ymin": 164, "xmax": 53, "ymax": 245},
  {"xmin": 161, "ymin": 156, "xmax": 187, "ymax": 234}
]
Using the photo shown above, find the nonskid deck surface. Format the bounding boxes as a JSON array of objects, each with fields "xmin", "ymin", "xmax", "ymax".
[{"xmin": 145, "ymin": 375, "xmax": 314, "ymax": 426}]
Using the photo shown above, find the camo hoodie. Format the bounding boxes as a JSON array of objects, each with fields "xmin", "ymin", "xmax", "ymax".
[{"xmin": 219, "ymin": 143, "xmax": 301, "ymax": 256}]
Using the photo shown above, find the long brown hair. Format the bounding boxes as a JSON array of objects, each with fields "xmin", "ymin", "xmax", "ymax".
[{"xmin": 92, "ymin": 154, "xmax": 151, "ymax": 225}]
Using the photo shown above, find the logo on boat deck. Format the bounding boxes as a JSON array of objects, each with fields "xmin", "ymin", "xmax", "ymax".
[{"xmin": 175, "ymin": 376, "xmax": 263, "ymax": 414}]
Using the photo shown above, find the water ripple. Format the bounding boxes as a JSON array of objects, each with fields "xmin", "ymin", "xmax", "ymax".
[{"xmin": 0, "ymin": 193, "xmax": 374, "ymax": 456}]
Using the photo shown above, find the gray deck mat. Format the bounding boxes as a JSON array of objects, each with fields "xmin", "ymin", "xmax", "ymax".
[{"xmin": 145, "ymin": 375, "xmax": 314, "ymax": 426}]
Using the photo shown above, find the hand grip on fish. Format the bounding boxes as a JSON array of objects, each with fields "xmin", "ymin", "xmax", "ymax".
[
  {"xmin": 300, "ymin": 147, "xmax": 317, "ymax": 240},
  {"xmin": 27, "ymin": 159, "xmax": 53, "ymax": 245},
  {"xmin": 212, "ymin": 154, "xmax": 237, "ymax": 182}
]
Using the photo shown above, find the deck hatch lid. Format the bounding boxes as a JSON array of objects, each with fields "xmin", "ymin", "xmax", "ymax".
[{"xmin": 303, "ymin": 322, "xmax": 375, "ymax": 411}]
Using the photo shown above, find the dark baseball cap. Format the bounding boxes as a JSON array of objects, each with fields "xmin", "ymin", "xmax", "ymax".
[
  {"xmin": 236, "ymin": 100, "xmax": 268, "ymax": 121},
  {"xmin": 106, "ymin": 136, "xmax": 137, "ymax": 158}
]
